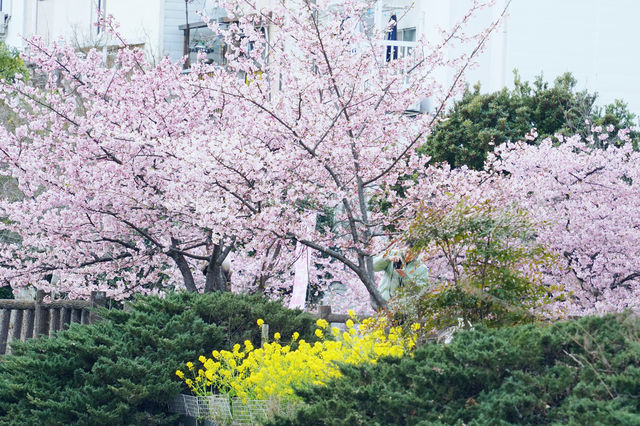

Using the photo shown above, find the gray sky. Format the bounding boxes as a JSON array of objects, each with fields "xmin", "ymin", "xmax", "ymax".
[{"xmin": 494, "ymin": 0, "xmax": 640, "ymax": 117}]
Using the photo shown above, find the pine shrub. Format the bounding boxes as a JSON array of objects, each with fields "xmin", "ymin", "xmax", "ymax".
[
  {"xmin": 421, "ymin": 72, "xmax": 639, "ymax": 170},
  {"xmin": 270, "ymin": 313, "xmax": 640, "ymax": 425},
  {"xmin": 0, "ymin": 291, "xmax": 316, "ymax": 425}
]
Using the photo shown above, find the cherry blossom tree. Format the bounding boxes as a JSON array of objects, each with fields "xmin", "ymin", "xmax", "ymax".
[
  {"xmin": 0, "ymin": 0, "xmax": 506, "ymax": 305},
  {"xmin": 489, "ymin": 131, "xmax": 640, "ymax": 315},
  {"xmin": 0, "ymin": 36, "xmax": 242, "ymax": 299},
  {"xmin": 188, "ymin": 0, "xmax": 507, "ymax": 308},
  {"xmin": 403, "ymin": 130, "xmax": 640, "ymax": 316}
]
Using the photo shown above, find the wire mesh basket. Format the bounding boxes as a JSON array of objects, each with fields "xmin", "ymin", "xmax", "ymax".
[
  {"xmin": 168, "ymin": 394, "xmax": 294, "ymax": 425},
  {"xmin": 168, "ymin": 394, "xmax": 231, "ymax": 422}
]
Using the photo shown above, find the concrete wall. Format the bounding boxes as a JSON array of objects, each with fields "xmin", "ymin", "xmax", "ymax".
[
  {"xmin": 377, "ymin": 0, "xmax": 640, "ymax": 115},
  {"xmin": 2, "ymin": 0, "xmax": 637, "ymax": 114}
]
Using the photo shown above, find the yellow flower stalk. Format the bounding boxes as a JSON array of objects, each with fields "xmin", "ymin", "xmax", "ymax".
[{"xmin": 177, "ymin": 315, "xmax": 419, "ymax": 404}]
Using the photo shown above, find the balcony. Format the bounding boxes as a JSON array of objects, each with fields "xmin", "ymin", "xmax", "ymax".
[{"xmin": 381, "ymin": 39, "xmax": 417, "ymax": 60}]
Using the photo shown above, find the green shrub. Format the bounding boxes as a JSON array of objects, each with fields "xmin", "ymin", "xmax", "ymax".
[
  {"xmin": 270, "ymin": 313, "xmax": 640, "ymax": 425},
  {"xmin": 392, "ymin": 198, "xmax": 561, "ymax": 336},
  {"xmin": 0, "ymin": 291, "xmax": 317, "ymax": 425},
  {"xmin": 421, "ymin": 72, "xmax": 639, "ymax": 170},
  {"xmin": 0, "ymin": 285, "xmax": 12, "ymax": 299},
  {"xmin": 0, "ymin": 41, "xmax": 28, "ymax": 83}
]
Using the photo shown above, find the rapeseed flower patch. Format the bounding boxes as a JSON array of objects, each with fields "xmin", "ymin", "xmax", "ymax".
[{"xmin": 177, "ymin": 315, "xmax": 418, "ymax": 403}]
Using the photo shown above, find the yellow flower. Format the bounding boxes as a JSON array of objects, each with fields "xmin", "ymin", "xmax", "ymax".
[
  {"xmin": 179, "ymin": 313, "xmax": 416, "ymax": 401},
  {"xmin": 186, "ymin": 362, "xmax": 194, "ymax": 371},
  {"xmin": 411, "ymin": 323, "xmax": 421, "ymax": 331},
  {"xmin": 175, "ymin": 370, "xmax": 184, "ymax": 379},
  {"xmin": 257, "ymin": 318, "xmax": 265, "ymax": 326},
  {"xmin": 316, "ymin": 319, "xmax": 329, "ymax": 329},
  {"xmin": 346, "ymin": 319, "xmax": 354, "ymax": 329},
  {"xmin": 198, "ymin": 355, "xmax": 206, "ymax": 363},
  {"xmin": 244, "ymin": 340, "xmax": 254, "ymax": 352},
  {"xmin": 348, "ymin": 309, "xmax": 356, "ymax": 318}
]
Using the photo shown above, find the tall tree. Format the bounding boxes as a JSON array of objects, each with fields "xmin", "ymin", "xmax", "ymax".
[
  {"xmin": 423, "ymin": 72, "xmax": 639, "ymax": 170},
  {"xmin": 0, "ymin": 1, "xmax": 505, "ymax": 306}
]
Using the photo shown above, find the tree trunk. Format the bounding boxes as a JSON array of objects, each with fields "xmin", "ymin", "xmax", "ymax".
[
  {"xmin": 205, "ymin": 262, "xmax": 228, "ymax": 292},
  {"xmin": 364, "ymin": 274, "xmax": 386, "ymax": 310},
  {"xmin": 169, "ymin": 239, "xmax": 197, "ymax": 292},
  {"xmin": 204, "ymin": 244, "xmax": 231, "ymax": 293},
  {"xmin": 359, "ymin": 254, "xmax": 386, "ymax": 310}
]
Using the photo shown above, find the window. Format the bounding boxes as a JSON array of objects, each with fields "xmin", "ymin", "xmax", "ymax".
[
  {"xmin": 181, "ymin": 21, "xmax": 229, "ymax": 67},
  {"xmin": 398, "ymin": 27, "xmax": 416, "ymax": 42}
]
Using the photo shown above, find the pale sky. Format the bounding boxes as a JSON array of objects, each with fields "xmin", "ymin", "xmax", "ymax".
[{"xmin": 470, "ymin": 0, "xmax": 640, "ymax": 117}]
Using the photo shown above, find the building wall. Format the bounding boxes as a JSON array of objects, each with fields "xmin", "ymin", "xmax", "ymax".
[
  {"xmin": 2, "ymin": 0, "xmax": 33, "ymax": 49},
  {"xmin": 2, "ymin": 0, "xmax": 165, "ymax": 59},
  {"xmin": 2, "ymin": 1, "xmax": 637, "ymax": 114},
  {"xmin": 104, "ymin": 0, "xmax": 164, "ymax": 60},
  {"xmin": 164, "ymin": 0, "xmax": 187, "ymax": 62},
  {"xmin": 379, "ymin": 0, "xmax": 640, "ymax": 115}
]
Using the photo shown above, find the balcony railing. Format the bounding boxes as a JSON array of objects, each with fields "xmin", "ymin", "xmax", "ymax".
[
  {"xmin": 379, "ymin": 40, "xmax": 429, "ymax": 114},
  {"xmin": 380, "ymin": 39, "xmax": 417, "ymax": 60}
]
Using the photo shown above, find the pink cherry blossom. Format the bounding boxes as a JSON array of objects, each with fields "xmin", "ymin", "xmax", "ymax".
[{"xmin": 0, "ymin": 0, "xmax": 505, "ymax": 309}]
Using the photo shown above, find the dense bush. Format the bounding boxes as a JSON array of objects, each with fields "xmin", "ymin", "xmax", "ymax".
[
  {"xmin": 0, "ymin": 41, "xmax": 28, "ymax": 83},
  {"xmin": 0, "ymin": 291, "xmax": 317, "ymax": 425},
  {"xmin": 421, "ymin": 72, "xmax": 638, "ymax": 170},
  {"xmin": 391, "ymin": 198, "xmax": 560, "ymax": 335},
  {"xmin": 271, "ymin": 313, "xmax": 640, "ymax": 425}
]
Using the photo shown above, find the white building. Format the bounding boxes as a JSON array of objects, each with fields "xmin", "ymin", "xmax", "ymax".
[
  {"xmin": 0, "ymin": 0, "xmax": 227, "ymax": 62},
  {"xmin": 376, "ymin": 0, "xmax": 640, "ymax": 115},
  {"xmin": 1, "ymin": 0, "xmax": 638, "ymax": 113}
]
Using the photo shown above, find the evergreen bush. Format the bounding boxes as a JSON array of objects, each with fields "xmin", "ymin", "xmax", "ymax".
[
  {"xmin": 0, "ymin": 291, "xmax": 316, "ymax": 425},
  {"xmin": 421, "ymin": 72, "xmax": 639, "ymax": 170},
  {"xmin": 270, "ymin": 313, "xmax": 640, "ymax": 425}
]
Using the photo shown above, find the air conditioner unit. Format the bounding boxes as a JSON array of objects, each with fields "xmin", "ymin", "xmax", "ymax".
[{"xmin": 0, "ymin": 13, "xmax": 9, "ymax": 36}]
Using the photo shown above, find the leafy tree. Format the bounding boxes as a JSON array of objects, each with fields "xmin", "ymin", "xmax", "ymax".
[
  {"xmin": 0, "ymin": 291, "xmax": 317, "ymax": 425},
  {"xmin": 391, "ymin": 198, "xmax": 560, "ymax": 332},
  {"xmin": 0, "ymin": 41, "xmax": 28, "ymax": 82},
  {"xmin": 270, "ymin": 313, "xmax": 640, "ymax": 425},
  {"xmin": 0, "ymin": 1, "xmax": 507, "ymax": 308},
  {"xmin": 422, "ymin": 72, "xmax": 639, "ymax": 170}
]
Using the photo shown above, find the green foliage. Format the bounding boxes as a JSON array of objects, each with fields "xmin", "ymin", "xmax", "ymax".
[
  {"xmin": 0, "ymin": 285, "xmax": 12, "ymax": 299},
  {"xmin": 422, "ymin": 72, "xmax": 639, "ymax": 170},
  {"xmin": 270, "ymin": 313, "xmax": 640, "ymax": 425},
  {"xmin": 393, "ymin": 199, "xmax": 560, "ymax": 332},
  {"xmin": 0, "ymin": 291, "xmax": 317, "ymax": 425},
  {"xmin": 0, "ymin": 42, "xmax": 28, "ymax": 82}
]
